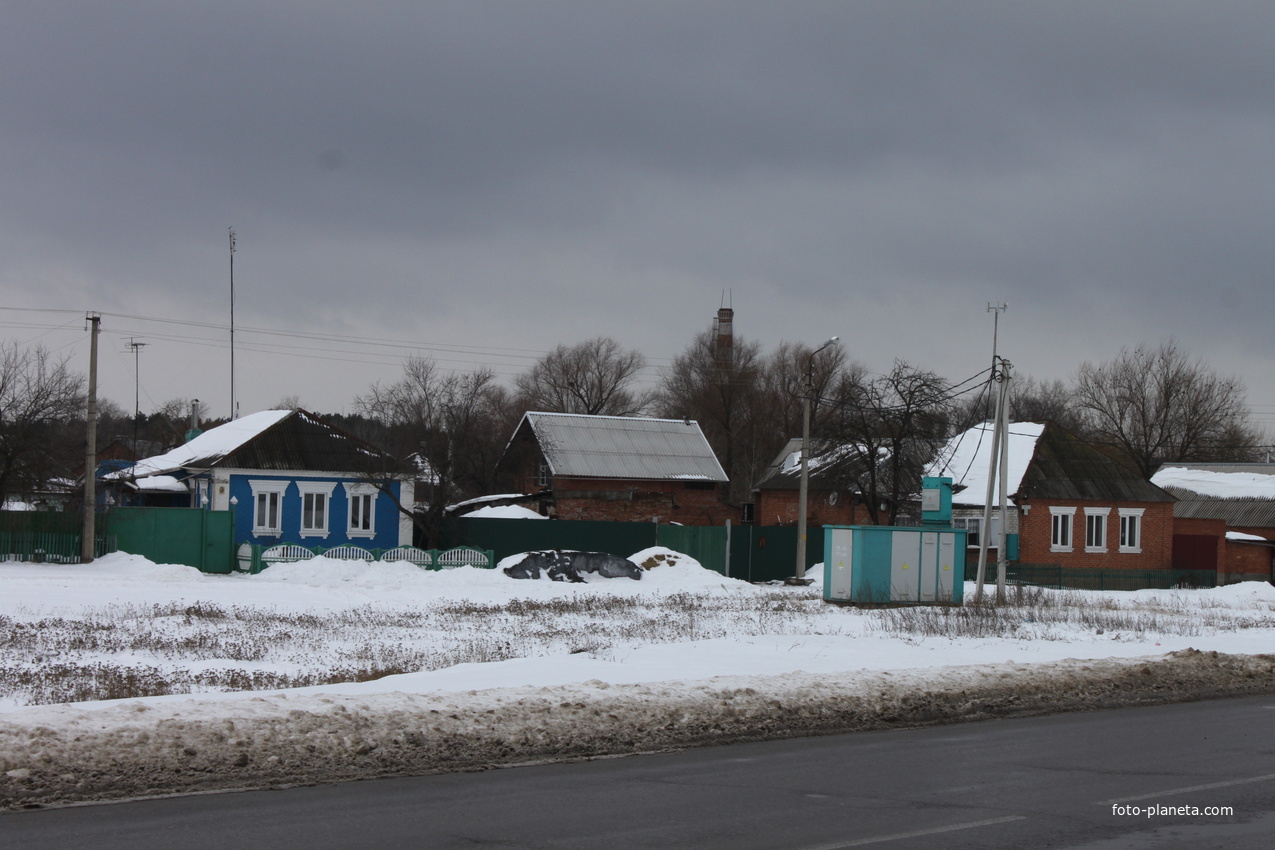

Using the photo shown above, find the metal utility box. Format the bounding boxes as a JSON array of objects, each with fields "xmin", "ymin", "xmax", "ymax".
[{"xmin": 823, "ymin": 525, "xmax": 966, "ymax": 605}]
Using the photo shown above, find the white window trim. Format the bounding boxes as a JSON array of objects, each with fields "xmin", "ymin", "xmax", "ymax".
[
  {"xmin": 248, "ymin": 480, "xmax": 289, "ymax": 535},
  {"xmin": 345, "ymin": 483, "xmax": 378, "ymax": 539},
  {"xmin": 1083, "ymin": 507, "xmax": 1110, "ymax": 553},
  {"xmin": 1118, "ymin": 507, "xmax": 1145, "ymax": 553},
  {"xmin": 958, "ymin": 516, "xmax": 1002, "ymax": 549},
  {"xmin": 296, "ymin": 481, "xmax": 337, "ymax": 538},
  {"xmin": 1050, "ymin": 507, "xmax": 1076, "ymax": 553}
]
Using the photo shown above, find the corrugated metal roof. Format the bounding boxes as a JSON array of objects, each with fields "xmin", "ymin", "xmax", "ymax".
[
  {"xmin": 1163, "ymin": 488, "xmax": 1275, "ymax": 527},
  {"xmin": 525, "ymin": 412, "xmax": 728, "ymax": 482}
]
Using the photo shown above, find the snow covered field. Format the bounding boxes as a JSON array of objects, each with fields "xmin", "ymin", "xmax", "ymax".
[{"xmin": 2, "ymin": 549, "xmax": 1274, "ymax": 808}]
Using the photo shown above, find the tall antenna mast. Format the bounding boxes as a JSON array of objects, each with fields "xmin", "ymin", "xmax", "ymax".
[
  {"xmin": 229, "ymin": 227, "xmax": 237, "ymax": 420},
  {"xmin": 987, "ymin": 302, "xmax": 1007, "ymax": 364}
]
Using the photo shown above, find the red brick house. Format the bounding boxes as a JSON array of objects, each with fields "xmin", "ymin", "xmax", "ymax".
[
  {"xmin": 496, "ymin": 412, "xmax": 731, "ymax": 524},
  {"xmin": 1151, "ymin": 463, "xmax": 1275, "ymax": 584},
  {"xmin": 752, "ymin": 438, "xmax": 875, "ymax": 527},
  {"xmin": 929, "ymin": 421, "xmax": 1176, "ymax": 572}
]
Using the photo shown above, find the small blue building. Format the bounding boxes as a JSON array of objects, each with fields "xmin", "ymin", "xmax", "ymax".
[{"xmin": 123, "ymin": 409, "xmax": 413, "ymax": 551}]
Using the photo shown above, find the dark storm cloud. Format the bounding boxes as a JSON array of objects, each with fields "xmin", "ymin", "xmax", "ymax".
[{"xmin": 4, "ymin": 2, "xmax": 1275, "ymax": 417}]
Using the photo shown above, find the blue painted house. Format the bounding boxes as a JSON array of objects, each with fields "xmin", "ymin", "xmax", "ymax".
[{"xmin": 124, "ymin": 409, "xmax": 413, "ymax": 551}]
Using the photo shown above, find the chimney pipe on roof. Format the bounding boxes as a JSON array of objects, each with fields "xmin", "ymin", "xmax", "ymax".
[{"xmin": 185, "ymin": 399, "xmax": 203, "ymax": 443}]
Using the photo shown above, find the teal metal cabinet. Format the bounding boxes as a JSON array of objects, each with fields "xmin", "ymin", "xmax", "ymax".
[{"xmin": 823, "ymin": 525, "xmax": 965, "ymax": 605}]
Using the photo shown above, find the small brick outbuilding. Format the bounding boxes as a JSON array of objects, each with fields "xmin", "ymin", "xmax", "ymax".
[{"xmin": 497, "ymin": 412, "xmax": 732, "ymax": 525}]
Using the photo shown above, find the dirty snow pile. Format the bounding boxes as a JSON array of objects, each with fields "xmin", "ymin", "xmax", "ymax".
[{"xmin": 2, "ymin": 549, "xmax": 1274, "ymax": 807}]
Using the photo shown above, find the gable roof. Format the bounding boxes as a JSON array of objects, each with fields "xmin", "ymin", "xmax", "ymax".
[
  {"xmin": 129, "ymin": 409, "xmax": 391, "ymax": 478},
  {"xmin": 926, "ymin": 422, "xmax": 1045, "ymax": 506},
  {"xmin": 1018, "ymin": 425, "xmax": 1174, "ymax": 502},
  {"xmin": 927, "ymin": 421, "xmax": 1172, "ymax": 506},
  {"xmin": 754, "ymin": 438, "xmax": 871, "ymax": 492},
  {"xmin": 512, "ymin": 412, "xmax": 728, "ymax": 482}
]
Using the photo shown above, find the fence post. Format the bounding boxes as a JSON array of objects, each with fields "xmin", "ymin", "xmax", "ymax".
[{"xmin": 724, "ymin": 518, "xmax": 731, "ymax": 579}]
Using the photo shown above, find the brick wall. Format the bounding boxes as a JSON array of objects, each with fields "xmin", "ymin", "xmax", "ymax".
[
  {"xmin": 551, "ymin": 477, "xmax": 732, "ymax": 525},
  {"xmin": 1222, "ymin": 540, "xmax": 1273, "ymax": 584},
  {"xmin": 754, "ymin": 489, "xmax": 869, "ymax": 527},
  {"xmin": 1018, "ymin": 499, "xmax": 1174, "ymax": 570}
]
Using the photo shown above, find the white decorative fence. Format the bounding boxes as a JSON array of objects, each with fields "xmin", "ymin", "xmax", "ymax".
[{"xmin": 243, "ymin": 543, "xmax": 495, "ymax": 573}]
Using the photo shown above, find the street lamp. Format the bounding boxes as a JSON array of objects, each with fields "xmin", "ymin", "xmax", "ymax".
[{"xmin": 796, "ymin": 336, "xmax": 839, "ymax": 580}]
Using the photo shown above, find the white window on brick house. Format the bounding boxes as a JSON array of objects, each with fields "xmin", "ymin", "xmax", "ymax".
[
  {"xmin": 957, "ymin": 516, "xmax": 1001, "ymax": 549},
  {"xmin": 1050, "ymin": 507, "xmax": 1075, "ymax": 552},
  {"xmin": 1119, "ymin": 508, "xmax": 1144, "ymax": 553},
  {"xmin": 1084, "ymin": 507, "xmax": 1110, "ymax": 553}
]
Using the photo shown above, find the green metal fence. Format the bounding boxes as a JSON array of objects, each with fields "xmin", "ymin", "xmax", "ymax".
[
  {"xmin": 106, "ymin": 507, "xmax": 235, "ymax": 574},
  {"xmin": 0, "ymin": 530, "xmax": 114, "ymax": 563},
  {"xmin": 450, "ymin": 517, "xmax": 825, "ymax": 583},
  {"xmin": 0, "ymin": 510, "xmax": 116, "ymax": 562},
  {"xmin": 988, "ymin": 562, "xmax": 1217, "ymax": 590},
  {"xmin": 448, "ymin": 517, "xmax": 662, "ymax": 565}
]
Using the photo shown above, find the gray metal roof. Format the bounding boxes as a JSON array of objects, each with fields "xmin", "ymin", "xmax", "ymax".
[
  {"xmin": 1163, "ymin": 488, "xmax": 1275, "ymax": 527},
  {"xmin": 524, "ymin": 412, "xmax": 728, "ymax": 482}
]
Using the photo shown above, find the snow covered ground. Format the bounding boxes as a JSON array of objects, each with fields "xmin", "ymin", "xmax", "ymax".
[{"xmin": 2, "ymin": 549, "xmax": 1274, "ymax": 808}]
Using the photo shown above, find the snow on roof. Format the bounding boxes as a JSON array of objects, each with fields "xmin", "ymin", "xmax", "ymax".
[
  {"xmin": 1226, "ymin": 530, "xmax": 1270, "ymax": 542},
  {"xmin": 465, "ymin": 505, "xmax": 547, "ymax": 519},
  {"xmin": 1152, "ymin": 466, "xmax": 1275, "ymax": 500},
  {"xmin": 128, "ymin": 475, "xmax": 188, "ymax": 493},
  {"xmin": 926, "ymin": 421, "xmax": 1046, "ymax": 507},
  {"xmin": 521, "ymin": 412, "xmax": 728, "ymax": 482},
  {"xmin": 129, "ymin": 410, "xmax": 293, "ymax": 478}
]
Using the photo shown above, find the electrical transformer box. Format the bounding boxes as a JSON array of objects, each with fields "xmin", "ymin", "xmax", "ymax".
[{"xmin": 823, "ymin": 525, "xmax": 966, "ymax": 605}]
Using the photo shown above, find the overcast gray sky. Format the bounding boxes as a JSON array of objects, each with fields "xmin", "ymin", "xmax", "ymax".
[{"xmin": 4, "ymin": 1, "xmax": 1275, "ymax": 432}]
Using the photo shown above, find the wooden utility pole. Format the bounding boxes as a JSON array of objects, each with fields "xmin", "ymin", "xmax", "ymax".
[{"xmin": 81, "ymin": 314, "xmax": 100, "ymax": 563}]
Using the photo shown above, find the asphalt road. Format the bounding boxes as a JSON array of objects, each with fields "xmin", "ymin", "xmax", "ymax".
[{"xmin": 3, "ymin": 695, "xmax": 1273, "ymax": 849}]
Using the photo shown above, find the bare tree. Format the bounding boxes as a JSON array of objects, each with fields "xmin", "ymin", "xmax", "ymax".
[
  {"xmin": 515, "ymin": 337, "xmax": 651, "ymax": 416},
  {"xmin": 0, "ymin": 343, "xmax": 85, "ymax": 506},
  {"xmin": 356, "ymin": 357, "xmax": 514, "ymax": 545},
  {"xmin": 656, "ymin": 328, "xmax": 768, "ymax": 503},
  {"xmin": 826, "ymin": 361, "xmax": 952, "ymax": 526},
  {"xmin": 1074, "ymin": 340, "xmax": 1264, "ymax": 478},
  {"xmin": 951, "ymin": 374, "xmax": 1083, "ymax": 434}
]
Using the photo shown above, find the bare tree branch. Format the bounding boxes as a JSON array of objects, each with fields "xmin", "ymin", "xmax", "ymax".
[{"xmin": 515, "ymin": 337, "xmax": 651, "ymax": 416}]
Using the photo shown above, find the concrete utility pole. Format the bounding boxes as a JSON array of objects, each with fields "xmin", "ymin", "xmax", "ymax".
[
  {"xmin": 228, "ymin": 227, "xmax": 237, "ymax": 420},
  {"xmin": 81, "ymin": 314, "xmax": 100, "ymax": 563},
  {"xmin": 796, "ymin": 336, "xmax": 839, "ymax": 580},
  {"xmin": 973, "ymin": 356, "xmax": 1011, "ymax": 603},
  {"xmin": 126, "ymin": 338, "xmax": 146, "ymax": 464}
]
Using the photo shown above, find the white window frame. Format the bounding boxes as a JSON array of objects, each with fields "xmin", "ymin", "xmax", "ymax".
[
  {"xmin": 1050, "ymin": 507, "xmax": 1075, "ymax": 552},
  {"xmin": 1118, "ymin": 508, "xmax": 1144, "ymax": 553},
  {"xmin": 249, "ymin": 480, "xmax": 288, "ymax": 535},
  {"xmin": 296, "ymin": 481, "xmax": 337, "ymax": 538},
  {"xmin": 957, "ymin": 516, "xmax": 1002, "ymax": 549},
  {"xmin": 345, "ymin": 483, "xmax": 377, "ymax": 538},
  {"xmin": 1084, "ymin": 507, "xmax": 1110, "ymax": 553}
]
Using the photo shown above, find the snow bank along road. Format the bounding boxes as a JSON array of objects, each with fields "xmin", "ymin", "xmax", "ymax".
[
  {"xmin": 3, "ymin": 552, "xmax": 1275, "ymax": 809},
  {"xmin": 3, "ymin": 648, "xmax": 1274, "ymax": 809}
]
